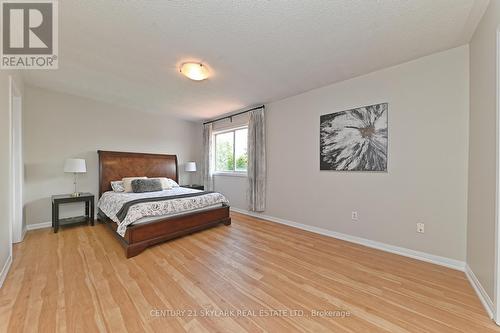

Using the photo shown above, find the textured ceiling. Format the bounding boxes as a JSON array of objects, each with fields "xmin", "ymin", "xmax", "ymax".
[{"xmin": 23, "ymin": 0, "xmax": 489, "ymax": 120}]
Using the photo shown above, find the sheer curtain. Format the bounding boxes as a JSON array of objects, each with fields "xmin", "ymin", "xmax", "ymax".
[
  {"xmin": 202, "ymin": 123, "xmax": 214, "ymax": 191},
  {"xmin": 247, "ymin": 107, "xmax": 266, "ymax": 212}
]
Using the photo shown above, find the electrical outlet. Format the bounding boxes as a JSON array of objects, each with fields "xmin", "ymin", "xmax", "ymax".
[
  {"xmin": 351, "ymin": 211, "xmax": 358, "ymax": 221},
  {"xmin": 416, "ymin": 222, "xmax": 425, "ymax": 233}
]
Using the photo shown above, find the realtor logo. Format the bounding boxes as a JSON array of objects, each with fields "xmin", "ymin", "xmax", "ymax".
[{"xmin": 1, "ymin": 0, "xmax": 58, "ymax": 69}]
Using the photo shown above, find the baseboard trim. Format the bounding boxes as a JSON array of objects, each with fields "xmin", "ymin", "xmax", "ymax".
[
  {"xmin": 465, "ymin": 264, "xmax": 495, "ymax": 319},
  {"xmin": 26, "ymin": 221, "xmax": 52, "ymax": 231},
  {"xmin": 12, "ymin": 227, "xmax": 27, "ymax": 244},
  {"xmin": 0, "ymin": 254, "xmax": 12, "ymax": 289},
  {"xmin": 231, "ymin": 208, "xmax": 466, "ymax": 271}
]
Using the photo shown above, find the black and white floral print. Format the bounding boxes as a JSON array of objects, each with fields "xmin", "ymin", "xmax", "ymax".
[{"xmin": 320, "ymin": 103, "xmax": 388, "ymax": 171}]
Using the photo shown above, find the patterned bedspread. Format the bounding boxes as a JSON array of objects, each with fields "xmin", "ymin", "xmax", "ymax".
[{"xmin": 98, "ymin": 187, "xmax": 229, "ymax": 237}]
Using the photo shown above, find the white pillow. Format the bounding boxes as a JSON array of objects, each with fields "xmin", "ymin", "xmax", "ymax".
[
  {"xmin": 110, "ymin": 181, "xmax": 125, "ymax": 192},
  {"xmin": 122, "ymin": 177, "xmax": 147, "ymax": 192},
  {"xmin": 166, "ymin": 178, "xmax": 180, "ymax": 188},
  {"xmin": 150, "ymin": 177, "xmax": 173, "ymax": 190}
]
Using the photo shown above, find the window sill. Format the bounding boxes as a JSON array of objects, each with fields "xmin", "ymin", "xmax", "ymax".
[{"xmin": 213, "ymin": 172, "xmax": 247, "ymax": 178}]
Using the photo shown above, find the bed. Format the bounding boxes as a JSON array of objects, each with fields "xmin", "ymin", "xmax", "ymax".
[{"xmin": 97, "ymin": 150, "xmax": 231, "ymax": 258}]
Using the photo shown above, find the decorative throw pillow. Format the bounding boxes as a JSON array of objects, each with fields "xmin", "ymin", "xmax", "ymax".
[
  {"xmin": 122, "ymin": 177, "xmax": 147, "ymax": 192},
  {"xmin": 131, "ymin": 179, "xmax": 163, "ymax": 193},
  {"xmin": 165, "ymin": 178, "xmax": 180, "ymax": 188},
  {"xmin": 150, "ymin": 177, "xmax": 172, "ymax": 190},
  {"xmin": 110, "ymin": 180, "xmax": 125, "ymax": 192}
]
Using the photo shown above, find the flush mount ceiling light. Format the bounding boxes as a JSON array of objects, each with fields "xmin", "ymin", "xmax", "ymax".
[{"xmin": 180, "ymin": 62, "xmax": 209, "ymax": 81}]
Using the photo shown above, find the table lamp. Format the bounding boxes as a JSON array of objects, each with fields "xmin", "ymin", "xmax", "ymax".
[
  {"xmin": 64, "ymin": 158, "xmax": 87, "ymax": 197},
  {"xmin": 185, "ymin": 162, "xmax": 197, "ymax": 186}
]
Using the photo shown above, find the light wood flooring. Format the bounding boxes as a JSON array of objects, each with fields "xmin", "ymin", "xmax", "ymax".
[{"xmin": 0, "ymin": 212, "xmax": 498, "ymax": 332}]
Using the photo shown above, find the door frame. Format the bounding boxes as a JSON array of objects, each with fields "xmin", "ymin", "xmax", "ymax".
[
  {"xmin": 495, "ymin": 27, "xmax": 500, "ymax": 325},
  {"xmin": 9, "ymin": 76, "xmax": 23, "ymax": 245}
]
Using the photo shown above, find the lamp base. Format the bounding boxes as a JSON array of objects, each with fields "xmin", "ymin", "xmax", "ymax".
[{"xmin": 71, "ymin": 192, "xmax": 81, "ymax": 197}]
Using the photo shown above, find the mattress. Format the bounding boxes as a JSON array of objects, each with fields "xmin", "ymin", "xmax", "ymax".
[{"xmin": 128, "ymin": 203, "xmax": 225, "ymax": 225}]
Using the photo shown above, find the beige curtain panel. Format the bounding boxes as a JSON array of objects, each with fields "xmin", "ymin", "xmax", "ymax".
[
  {"xmin": 202, "ymin": 123, "xmax": 214, "ymax": 191},
  {"xmin": 247, "ymin": 107, "xmax": 266, "ymax": 212}
]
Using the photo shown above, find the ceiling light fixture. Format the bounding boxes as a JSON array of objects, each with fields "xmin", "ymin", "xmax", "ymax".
[{"xmin": 180, "ymin": 62, "xmax": 209, "ymax": 81}]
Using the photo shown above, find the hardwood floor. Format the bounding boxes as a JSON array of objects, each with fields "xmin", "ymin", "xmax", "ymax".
[{"xmin": 0, "ymin": 212, "xmax": 498, "ymax": 332}]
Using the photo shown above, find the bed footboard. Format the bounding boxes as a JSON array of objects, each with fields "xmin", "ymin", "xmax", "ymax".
[{"xmin": 98, "ymin": 205, "xmax": 231, "ymax": 258}]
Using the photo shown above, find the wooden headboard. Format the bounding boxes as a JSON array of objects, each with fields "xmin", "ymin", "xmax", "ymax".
[{"xmin": 98, "ymin": 150, "xmax": 178, "ymax": 197}]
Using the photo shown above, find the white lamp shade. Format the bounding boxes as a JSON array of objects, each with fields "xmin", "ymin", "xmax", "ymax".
[
  {"xmin": 185, "ymin": 162, "xmax": 197, "ymax": 172},
  {"xmin": 64, "ymin": 159, "xmax": 87, "ymax": 173}
]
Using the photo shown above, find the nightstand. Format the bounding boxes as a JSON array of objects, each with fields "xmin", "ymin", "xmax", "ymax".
[
  {"xmin": 51, "ymin": 193, "xmax": 95, "ymax": 233},
  {"xmin": 181, "ymin": 184, "xmax": 204, "ymax": 191}
]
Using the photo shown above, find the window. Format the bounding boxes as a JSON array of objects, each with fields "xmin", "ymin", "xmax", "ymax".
[{"xmin": 214, "ymin": 127, "xmax": 248, "ymax": 173}]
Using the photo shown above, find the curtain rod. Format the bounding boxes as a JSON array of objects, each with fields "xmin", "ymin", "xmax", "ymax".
[{"xmin": 203, "ymin": 105, "xmax": 265, "ymax": 125}]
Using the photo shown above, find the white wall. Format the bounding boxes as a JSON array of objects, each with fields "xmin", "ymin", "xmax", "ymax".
[
  {"xmin": 467, "ymin": 0, "xmax": 500, "ymax": 304},
  {"xmin": 23, "ymin": 86, "xmax": 202, "ymax": 226},
  {"xmin": 214, "ymin": 175, "xmax": 248, "ymax": 209},
  {"xmin": 216, "ymin": 45, "xmax": 470, "ymax": 261}
]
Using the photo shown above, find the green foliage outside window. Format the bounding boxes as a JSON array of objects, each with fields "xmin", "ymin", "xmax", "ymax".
[
  {"xmin": 216, "ymin": 141, "xmax": 234, "ymax": 171},
  {"xmin": 235, "ymin": 154, "xmax": 247, "ymax": 171},
  {"xmin": 215, "ymin": 128, "xmax": 248, "ymax": 172}
]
